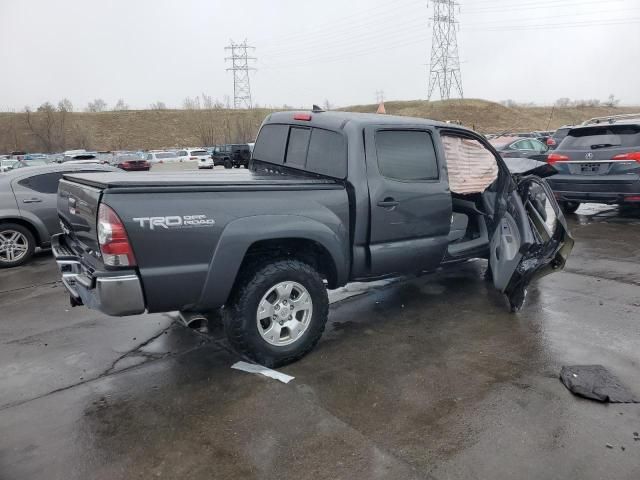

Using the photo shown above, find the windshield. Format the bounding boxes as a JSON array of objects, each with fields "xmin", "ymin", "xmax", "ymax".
[
  {"xmin": 560, "ymin": 125, "xmax": 640, "ymax": 150},
  {"xmin": 156, "ymin": 152, "xmax": 177, "ymax": 159}
]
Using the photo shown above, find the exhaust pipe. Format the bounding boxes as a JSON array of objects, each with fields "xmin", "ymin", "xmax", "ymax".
[{"xmin": 178, "ymin": 312, "xmax": 209, "ymax": 333}]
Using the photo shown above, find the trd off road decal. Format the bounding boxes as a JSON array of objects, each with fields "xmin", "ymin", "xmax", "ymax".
[{"xmin": 132, "ymin": 215, "xmax": 215, "ymax": 230}]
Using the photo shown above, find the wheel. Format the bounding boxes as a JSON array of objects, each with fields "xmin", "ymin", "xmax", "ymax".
[
  {"xmin": 560, "ymin": 201, "xmax": 580, "ymax": 214},
  {"xmin": 224, "ymin": 159, "xmax": 232, "ymax": 169},
  {"xmin": 234, "ymin": 164, "xmax": 241, "ymax": 168},
  {"xmin": 0, "ymin": 223, "xmax": 35, "ymax": 268},
  {"xmin": 223, "ymin": 259, "xmax": 329, "ymax": 367}
]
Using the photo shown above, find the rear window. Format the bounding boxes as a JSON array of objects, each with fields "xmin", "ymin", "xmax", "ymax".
[
  {"xmin": 253, "ymin": 124, "xmax": 289, "ymax": 164},
  {"xmin": 553, "ymin": 128, "xmax": 571, "ymax": 140},
  {"xmin": 254, "ymin": 124, "xmax": 347, "ymax": 178},
  {"xmin": 285, "ymin": 127, "xmax": 311, "ymax": 166},
  {"xmin": 560, "ymin": 125, "xmax": 640, "ymax": 150},
  {"xmin": 375, "ymin": 130, "xmax": 439, "ymax": 181},
  {"xmin": 190, "ymin": 150, "xmax": 207, "ymax": 156},
  {"xmin": 156, "ymin": 152, "xmax": 177, "ymax": 159}
]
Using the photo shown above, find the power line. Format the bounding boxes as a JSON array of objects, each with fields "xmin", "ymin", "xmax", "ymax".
[
  {"xmin": 428, "ymin": 0, "xmax": 463, "ymax": 101},
  {"xmin": 225, "ymin": 40, "xmax": 256, "ymax": 109}
]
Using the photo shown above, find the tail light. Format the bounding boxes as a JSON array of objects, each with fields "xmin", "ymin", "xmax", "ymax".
[
  {"xmin": 612, "ymin": 152, "xmax": 640, "ymax": 162},
  {"xmin": 97, "ymin": 204, "xmax": 136, "ymax": 267},
  {"xmin": 546, "ymin": 138, "xmax": 556, "ymax": 146},
  {"xmin": 548, "ymin": 153, "xmax": 569, "ymax": 164},
  {"xmin": 294, "ymin": 113, "xmax": 312, "ymax": 121}
]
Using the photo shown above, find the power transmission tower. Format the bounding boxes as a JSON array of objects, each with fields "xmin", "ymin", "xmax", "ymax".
[
  {"xmin": 375, "ymin": 90, "xmax": 385, "ymax": 104},
  {"xmin": 427, "ymin": 0, "xmax": 463, "ymax": 101},
  {"xmin": 225, "ymin": 40, "xmax": 256, "ymax": 109}
]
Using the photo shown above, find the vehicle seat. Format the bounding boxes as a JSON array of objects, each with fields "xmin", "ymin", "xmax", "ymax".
[{"xmin": 448, "ymin": 213, "xmax": 469, "ymax": 243}]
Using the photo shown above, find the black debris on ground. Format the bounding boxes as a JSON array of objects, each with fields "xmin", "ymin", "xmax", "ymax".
[{"xmin": 560, "ymin": 365, "xmax": 640, "ymax": 403}]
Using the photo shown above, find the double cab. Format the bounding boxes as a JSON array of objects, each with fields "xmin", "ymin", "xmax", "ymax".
[{"xmin": 53, "ymin": 111, "xmax": 573, "ymax": 366}]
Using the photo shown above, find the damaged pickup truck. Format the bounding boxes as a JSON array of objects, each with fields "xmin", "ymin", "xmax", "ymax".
[{"xmin": 53, "ymin": 111, "xmax": 573, "ymax": 366}]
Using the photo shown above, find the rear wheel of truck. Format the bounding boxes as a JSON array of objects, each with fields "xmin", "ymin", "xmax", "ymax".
[
  {"xmin": 223, "ymin": 259, "xmax": 329, "ymax": 368},
  {"xmin": 0, "ymin": 223, "xmax": 35, "ymax": 268},
  {"xmin": 224, "ymin": 159, "xmax": 232, "ymax": 169}
]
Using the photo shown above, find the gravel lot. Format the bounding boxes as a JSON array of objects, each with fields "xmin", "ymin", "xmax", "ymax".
[{"xmin": 0, "ymin": 204, "xmax": 639, "ymax": 479}]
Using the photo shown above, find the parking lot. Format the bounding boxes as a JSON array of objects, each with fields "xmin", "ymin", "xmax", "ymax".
[{"xmin": 1, "ymin": 204, "xmax": 639, "ymax": 480}]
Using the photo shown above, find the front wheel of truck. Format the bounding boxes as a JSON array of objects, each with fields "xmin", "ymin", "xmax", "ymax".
[{"xmin": 223, "ymin": 259, "xmax": 329, "ymax": 368}]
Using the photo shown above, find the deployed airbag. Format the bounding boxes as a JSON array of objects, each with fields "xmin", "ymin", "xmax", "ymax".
[{"xmin": 442, "ymin": 136, "xmax": 499, "ymax": 194}]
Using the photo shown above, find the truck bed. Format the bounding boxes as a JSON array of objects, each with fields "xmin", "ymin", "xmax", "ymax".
[{"xmin": 63, "ymin": 170, "xmax": 341, "ymax": 192}]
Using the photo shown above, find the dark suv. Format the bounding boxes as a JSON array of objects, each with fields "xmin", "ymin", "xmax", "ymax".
[
  {"xmin": 546, "ymin": 115, "xmax": 640, "ymax": 213},
  {"xmin": 211, "ymin": 144, "xmax": 251, "ymax": 169}
]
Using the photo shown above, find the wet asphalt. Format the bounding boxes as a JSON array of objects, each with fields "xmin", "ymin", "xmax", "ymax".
[{"xmin": 1, "ymin": 204, "xmax": 639, "ymax": 480}]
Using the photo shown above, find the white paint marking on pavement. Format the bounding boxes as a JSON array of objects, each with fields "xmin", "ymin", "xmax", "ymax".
[{"xmin": 231, "ymin": 361, "xmax": 295, "ymax": 384}]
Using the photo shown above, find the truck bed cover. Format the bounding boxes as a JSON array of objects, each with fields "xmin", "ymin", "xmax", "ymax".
[{"xmin": 62, "ymin": 170, "xmax": 341, "ymax": 192}]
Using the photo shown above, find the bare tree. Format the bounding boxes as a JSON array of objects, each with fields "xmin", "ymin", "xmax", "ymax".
[
  {"xmin": 323, "ymin": 99, "xmax": 333, "ymax": 111},
  {"xmin": 183, "ymin": 96, "xmax": 201, "ymax": 110},
  {"xmin": 37, "ymin": 102, "xmax": 56, "ymax": 112},
  {"xmin": 604, "ymin": 94, "xmax": 620, "ymax": 108},
  {"xmin": 24, "ymin": 103, "xmax": 68, "ymax": 152},
  {"xmin": 554, "ymin": 98, "xmax": 571, "ymax": 107},
  {"xmin": 113, "ymin": 99, "xmax": 129, "ymax": 111},
  {"xmin": 149, "ymin": 101, "xmax": 167, "ymax": 110},
  {"xmin": 58, "ymin": 98, "xmax": 73, "ymax": 112},
  {"xmin": 86, "ymin": 98, "xmax": 107, "ymax": 112}
]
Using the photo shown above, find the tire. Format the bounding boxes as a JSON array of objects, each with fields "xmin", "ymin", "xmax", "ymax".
[
  {"xmin": 560, "ymin": 201, "xmax": 580, "ymax": 214},
  {"xmin": 0, "ymin": 223, "xmax": 35, "ymax": 268},
  {"xmin": 224, "ymin": 159, "xmax": 232, "ymax": 169},
  {"xmin": 223, "ymin": 259, "xmax": 329, "ymax": 367}
]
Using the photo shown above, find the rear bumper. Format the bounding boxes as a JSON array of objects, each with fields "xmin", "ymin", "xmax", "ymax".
[
  {"xmin": 547, "ymin": 175, "xmax": 640, "ymax": 204},
  {"xmin": 52, "ymin": 234, "xmax": 146, "ymax": 316}
]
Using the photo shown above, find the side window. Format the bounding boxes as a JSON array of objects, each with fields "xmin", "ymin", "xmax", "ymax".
[
  {"xmin": 306, "ymin": 128, "xmax": 347, "ymax": 178},
  {"xmin": 514, "ymin": 140, "xmax": 533, "ymax": 150},
  {"xmin": 531, "ymin": 139, "xmax": 547, "ymax": 152},
  {"xmin": 17, "ymin": 172, "xmax": 64, "ymax": 194},
  {"xmin": 375, "ymin": 130, "xmax": 439, "ymax": 181},
  {"xmin": 285, "ymin": 127, "xmax": 311, "ymax": 167},
  {"xmin": 253, "ymin": 125, "xmax": 289, "ymax": 164},
  {"xmin": 146, "ymin": 154, "xmax": 153, "ymax": 160},
  {"xmin": 177, "ymin": 150, "xmax": 186, "ymax": 156}
]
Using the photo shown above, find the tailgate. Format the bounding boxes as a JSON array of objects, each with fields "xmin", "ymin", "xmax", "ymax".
[{"xmin": 57, "ymin": 178, "xmax": 103, "ymax": 253}]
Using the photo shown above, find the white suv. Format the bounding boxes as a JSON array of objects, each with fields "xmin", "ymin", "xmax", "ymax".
[{"xmin": 176, "ymin": 149, "xmax": 212, "ymax": 168}]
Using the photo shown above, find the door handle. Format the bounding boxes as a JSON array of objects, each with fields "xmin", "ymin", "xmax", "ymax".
[
  {"xmin": 377, "ymin": 198, "xmax": 399, "ymax": 208},
  {"xmin": 23, "ymin": 198, "xmax": 42, "ymax": 203}
]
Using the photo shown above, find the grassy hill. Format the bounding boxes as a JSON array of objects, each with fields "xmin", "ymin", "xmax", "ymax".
[{"xmin": 1, "ymin": 99, "xmax": 637, "ymax": 153}]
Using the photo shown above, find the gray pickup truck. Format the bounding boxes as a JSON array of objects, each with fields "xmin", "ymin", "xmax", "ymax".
[{"xmin": 53, "ymin": 111, "xmax": 573, "ymax": 367}]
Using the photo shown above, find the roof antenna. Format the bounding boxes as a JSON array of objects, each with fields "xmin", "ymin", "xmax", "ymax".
[{"xmin": 312, "ymin": 104, "xmax": 325, "ymax": 113}]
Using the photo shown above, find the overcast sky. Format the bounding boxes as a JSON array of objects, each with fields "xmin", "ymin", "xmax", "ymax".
[{"xmin": 1, "ymin": 0, "xmax": 639, "ymax": 111}]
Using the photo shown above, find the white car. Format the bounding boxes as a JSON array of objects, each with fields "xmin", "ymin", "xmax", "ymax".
[
  {"xmin": 146, "ymin": 151, "xmax": 179, "ymax": 163},
  {"xmin": 1, "ymin": 158, "xmax": 18, "ymax": 172},
  {"xmin": 176, "ymin": 149, "xmax": 211, "ymax": 167},
  {"xmin": 61, "ymin": 153, "xmax": 102, "ymax": 165}
]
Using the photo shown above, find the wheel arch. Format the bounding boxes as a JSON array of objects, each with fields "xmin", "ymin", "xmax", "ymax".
[
  {"xmin": 197, "ymin": 215, "xmax": 348, "ymax": 310},
  {"xmin": 0, "ymin": 216, "xmax": 43, "ymax": 246}
]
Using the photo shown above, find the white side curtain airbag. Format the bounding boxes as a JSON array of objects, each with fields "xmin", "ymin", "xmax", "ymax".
[{"xmin": 442, "ymin": 136, "xmax": 498, "ymax": 194}]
